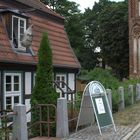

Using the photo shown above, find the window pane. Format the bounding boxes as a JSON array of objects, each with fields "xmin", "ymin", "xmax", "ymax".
[
  {"xmin": 14, "ymin": 84, "xmax": 19, "ymax": 91},
  {"xmin": 14, "ymin": 76, "xmax": 19, "ymax": 83},
  {"xmin": 56, "ymin": 77, "xmax": 60, "ymax": 81},
  {"xmin": 13, "ymin": 17, "xmax": 18, "ymax": 47},
  {"xmin": 6, "ymin": 105, "xmax": 12, "ymax": 110},
  {"xmin": 20, "ymin": 34, "xmax": 24, "ymax": 41},
  {"xmin": 6, "ymin": 84, "xmax": 11, "ymax": 92},
  {"xmin": 12, "ymin": 16, "xmax": 26, "ymax": 49},
  {"xmin": 6, "ymin": 97, "xmax": 12, "ymax": 110},
  {"xmin": 6, "ymin": 76, "xmax": 11, "ymax": 83},
  {"xmin": 62, "ymin": 76, "xmax": 65, "ymax": 88},
  {"xmin": 14, "ymin": 96, "xmax": 19, "ymax": 104},
  {"xmin": 20, "ymin": 27, "xmax": 24, "ymax": 34},
  {"xmin": 20, "ymin": 20, "xmax": 24, "ymax": 27},
  {"xmin": 62, "ymin": 76, "xmax": 65, "ymax": 81},
  {"xmin": 13, "ymin": 17, "xmax": 18, "ymax": 40},
  {"xmin": 56, "ymin": 76, "xmax": 60, "ymax": 86},
  {"xmin": 6, "ymin": 97, "xmax": 11, "ymax": 104}
]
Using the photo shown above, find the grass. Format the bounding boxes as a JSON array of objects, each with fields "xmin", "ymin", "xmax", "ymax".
[{"xmin": 113, "ymin": 101, "xmax": 140, "ymax": 126}]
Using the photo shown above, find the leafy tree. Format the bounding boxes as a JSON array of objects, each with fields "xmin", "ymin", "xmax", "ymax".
[
  {"xmin": 31, "ymin": 32, "xmax": 58, "ymax": 136},
  {"xmin": 81, "ymin": 7, "xmax": 102, "ymax": 69},
  {"xmin": 55, "ymin": 0, "xmax": 98, "ymax": 69},
  {"xmin": 83, "ymin": 0, "xmax": 129, "ymax": 79},
  {"xmin": 97, "ymin": 0, "xmax": 129, "ymax": 79},
  {"xmin": 54, "ymin": 0, "xmax": 85, "ymax": 62},
  {"xmin": 40, "ymin": 0, "xmax": 58, "ymax": 9},
  {"xmin": 40, "ymin": 0, "xmax": 129, "ymax": 79}
]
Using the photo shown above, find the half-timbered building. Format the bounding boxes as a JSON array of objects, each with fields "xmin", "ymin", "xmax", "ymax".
[{"xmin": 0, "ymin": 0, "xmax": 81, "ymax": 114}]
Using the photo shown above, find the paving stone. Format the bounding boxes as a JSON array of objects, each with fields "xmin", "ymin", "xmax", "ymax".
[
  {"xmin": 128, "ymin": 127, "xmax": 140, "ymax": 140},
  {"xmin": 62, "ymin": 125, "xmax": 134, "ymax": 140}
]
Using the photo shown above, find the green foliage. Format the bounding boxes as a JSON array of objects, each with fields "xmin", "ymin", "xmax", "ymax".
[
  {"xmin": 31, "ymin": 32, "xmax": 57, "ymax": 105},
  {"xmin": 40, "ymin": 0, "xmax": 57, "ymax": 9},
  {"xmin": 0, "ymin": 127, "xmax": 5, "ymax": 140},
  {"xmin": 31, "ymin": 32, "xmax": 58, "ymax": 136},
  {"xmin": 75, "ymin": 92, "xmax": 82, "ymax": 111},
  {"xmin": 78, "ymin": 68, "xmax": 140, "ymax": 112},
  {"xmin": 120, "ymin": 78, "xmax": 140, "ymax": 105},
  {"xmin": 41, "ymin": 0, "xmax": 129, "ymax": 78},
  {"xmin": 112, "ymin": 90, "xmax": 119, "ymax": 113},
  {"xmin": 83, "ymin": 0, "xmax": 129, "ymax": 79},
  {"xmin": 78, "ymin": 68, "xmax": 120, "ymax": 112},
  {"xmin": 120, "ymin": 78, "xmax": 140, "ymax": 88},
  {"xmin": 78, "ymin": 68, "xmax": 120, "ymax": 89},
  {"xmin": 54, "ymin": 0, "xmax": 86, "ymax": 68}
]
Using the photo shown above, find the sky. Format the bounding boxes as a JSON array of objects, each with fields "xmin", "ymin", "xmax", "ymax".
[
  {"xmin": 69, "ymin": 0, "xmax": 124, "ymax": 12},
  {"xmin": 69, "ymin": 0, "xmax": 96, "ymax": 11}
]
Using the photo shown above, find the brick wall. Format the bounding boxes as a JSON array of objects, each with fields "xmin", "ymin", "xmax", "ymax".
[{"xmin": 129, "ymin": 0, "xmax": 140, "ymax": 78}]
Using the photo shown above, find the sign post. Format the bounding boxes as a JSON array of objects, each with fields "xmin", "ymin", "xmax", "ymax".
[{"xmin": 76, "ymin": 81, "xmax": 116, "ymax": 135}]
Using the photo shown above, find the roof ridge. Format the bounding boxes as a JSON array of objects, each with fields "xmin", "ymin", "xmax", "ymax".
[
  {"xmin": 15, "ymin": 0, "xmax": 64, "ymax": 19},
  {"xmin": 37, "ymin": 0, "xmax": 63, "ymax": 18}
]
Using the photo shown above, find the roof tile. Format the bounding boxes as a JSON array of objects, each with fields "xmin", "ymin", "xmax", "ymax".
[{"xmin": 0, "ymin": 1, "xmax": 81, "ymax": 69}]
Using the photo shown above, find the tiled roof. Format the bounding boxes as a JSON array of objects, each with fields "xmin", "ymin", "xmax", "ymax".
[
  {"xmin": 0, "ymin": 1, "xmax": 81, "ymax": 69},
  {"xmin": 0, "ymin": 19, "xmax": 37, "ymax": 64},
  {"xmin": 30, "ymin": 14, "xmax": 80, "ymax": 68},
  {"xmin": 15, "ymin": 0, "xmax": 64, "ymax": 19}
]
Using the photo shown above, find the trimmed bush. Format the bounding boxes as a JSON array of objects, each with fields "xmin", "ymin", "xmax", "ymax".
[{"xmin": 31, "ymin": 32, "xmax": 58, "ymax": 136}]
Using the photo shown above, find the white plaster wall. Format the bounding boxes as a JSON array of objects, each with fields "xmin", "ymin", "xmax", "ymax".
[
  {"xmin": 68, "ymin": 73, "xmax": 75, "ymax": 90},
  {"xmin": 25, "ymin": 72, "xmax": 31, "ymax": 95},
  {"xmin": 25, "ymin": 99, "xmax": 31, "ymax": 122},
  {"xmin": 68, "ymin": 73, "xmax": 75, "ymax": 100}
]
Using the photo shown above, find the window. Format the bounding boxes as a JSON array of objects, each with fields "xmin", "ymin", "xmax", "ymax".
[
  {"xmin": 56, "ymin": 74, "xmax": 67, "ymax": 97},
  {"xmin": 4, "ymin": 73, "xmax": 22, "ymax": 110},
  {"xmin": 12, "ymin": 15, "xmax": 26, "ymax": 51}
]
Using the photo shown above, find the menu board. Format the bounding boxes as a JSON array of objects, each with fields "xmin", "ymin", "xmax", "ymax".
[{"xmin": 95, "ymin": 98, "xmax": 105, "ymax": 114}]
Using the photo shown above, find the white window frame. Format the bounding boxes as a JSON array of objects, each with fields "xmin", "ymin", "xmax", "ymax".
[
  {"xmin": 12, "ymin": 15, "xmax": 26, "ymax": 51},
  {"xmin": 56, "ymin": 74, "xmax": 67, "ymax": 98},
  {"xmin": 4, "ymin": 73, "xmax": 22, "ymax": 110}
]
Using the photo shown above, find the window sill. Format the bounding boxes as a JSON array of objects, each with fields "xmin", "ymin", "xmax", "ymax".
[
  {"xmin": 10, "ymin": 41, "xmax": 35, "ymax": 56},
  {"xmin": 14, "ymin": 49, "xmax": 32, "ymax": 56}
]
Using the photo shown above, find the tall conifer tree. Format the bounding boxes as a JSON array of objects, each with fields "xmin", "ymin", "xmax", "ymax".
[
  {"xmin": 31, "ymin": 32, "xmax": 57, "ymax": 105},
  {"xmin": 31, "ymin": 32, "xmax": 57, "ymax": 136}
]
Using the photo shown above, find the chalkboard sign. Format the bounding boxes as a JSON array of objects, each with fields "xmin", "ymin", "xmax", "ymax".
[
  {"xmin": 92, "ymin": 96, "xmax": 112, "ymax": 127},
  {"xmin": 76, "ymin": 81, "xmax": 116, "ymax": 135}
]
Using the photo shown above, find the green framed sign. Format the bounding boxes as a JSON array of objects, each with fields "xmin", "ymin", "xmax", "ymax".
[
  {"xmin": 76, "ymin": 81, "xmax": 116, "ymax": 135},
  {"xmin": 92, "ymin": 96, "xmax": 112, "ymax": 127}
]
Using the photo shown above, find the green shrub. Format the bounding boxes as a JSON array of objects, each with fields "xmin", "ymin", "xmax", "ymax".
[
  {"xmin": 78, "ymin": 68, "xmax": 120, "ymax": 89},
  {"xmin": 78, "ymin": 68, "xmax": 120, "ymax": 112},
  {"xmin": 120, "ymin": 78, "xmax": 140, "ymax": 106},
  {"xmin": 31, "ymin": 32, "xmax": 58, "ymax": 136},
  {"xmin": 78, "ymin": 68, "xmax": 140, "ymax": 112},
  {"xmin": 112, "ymin": 89, "xmax": 119, "ymax": 113}
]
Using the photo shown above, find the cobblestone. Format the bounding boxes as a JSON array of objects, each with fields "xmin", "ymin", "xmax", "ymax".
[
  {"xmin": 128, "ymin": 126, "xmax": 140, "ymax": 140},
  {"xmin": 62, "ymin": 125, "xmax": 134, "ymax": 140}
]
